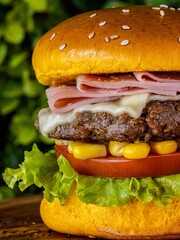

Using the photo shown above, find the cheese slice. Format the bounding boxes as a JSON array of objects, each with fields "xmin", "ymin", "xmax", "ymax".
[{"xmin": 38, "ymin": 94, "xmax": 180, "ymax": 137}]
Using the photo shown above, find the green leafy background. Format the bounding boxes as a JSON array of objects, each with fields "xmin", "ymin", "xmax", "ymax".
[{"xmin": 0, "ymin": 0, "xmax": 180, "ymax": 200}]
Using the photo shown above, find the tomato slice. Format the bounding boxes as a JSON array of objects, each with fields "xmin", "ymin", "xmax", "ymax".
[{"xmin": 55, "ymin": 145, "xmax": 180, "ymax": 178}]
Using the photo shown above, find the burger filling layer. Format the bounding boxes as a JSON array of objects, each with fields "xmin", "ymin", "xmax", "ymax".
[
  {"xmin": 36, "ymin": 98, "xmax": 180, "ymax": 143},
  {"xmin": 35, "ymin": 72, "xmax": 180, "ymax": 160}
]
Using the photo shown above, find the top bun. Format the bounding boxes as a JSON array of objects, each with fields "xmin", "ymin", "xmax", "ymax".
[{"xmin": 32, "ymin": 6, "xmax": 180, "ymax": 86}]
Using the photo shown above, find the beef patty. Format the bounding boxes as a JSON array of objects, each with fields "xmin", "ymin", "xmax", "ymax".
[{"xmin": 36, "ymin": 100, "xmax": 180, "ymax": 143}]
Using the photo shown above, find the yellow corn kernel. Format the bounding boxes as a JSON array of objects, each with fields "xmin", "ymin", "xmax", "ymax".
[
  {"xmin": 109, "ymin": 141, "xmax": 129, "ymax": 157},
  {"xmin": 176, "ymin": 139, "xmax": 180, "ymax": 148},
  {"xmin": 150, "ymin": 140, "xmax": 177, "ymax": 155},
  {"xmin": 68, "ymin": 141, "xmax": 85, "ymax": 154},
  {"xmin": 72, "ymin": 143, "xmax": 107, "ymax": 159},
  {"xmin": 55, "ymin": 139, "xmax": 73, "ymax": 146},
  {"xmin": 123, "ymin": 143, "xmax": 150, "ymax": 159}
]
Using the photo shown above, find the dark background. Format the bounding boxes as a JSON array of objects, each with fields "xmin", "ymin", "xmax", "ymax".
[{"xmin": 0, "ymin": 0, "xmax": 180, "ymax": 199}]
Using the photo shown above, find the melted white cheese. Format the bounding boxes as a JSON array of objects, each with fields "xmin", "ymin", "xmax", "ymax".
[{"xmin": 38, "ymin": 94, "xmax": 180, "ymax": 137}]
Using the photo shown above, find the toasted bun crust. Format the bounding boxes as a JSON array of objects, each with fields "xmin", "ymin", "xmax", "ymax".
[
  {"xmin": 40, "ymin": 188, "xmax": 180, "ymax": 239},
  {"xmin": 32, "ymin": 6, "xmax": 180, "ymax": 86}
]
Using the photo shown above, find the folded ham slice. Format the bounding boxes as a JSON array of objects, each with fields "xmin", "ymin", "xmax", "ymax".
[{"xmin": 46, "ymin": 72, "xmax": 180, "ymax": 113}]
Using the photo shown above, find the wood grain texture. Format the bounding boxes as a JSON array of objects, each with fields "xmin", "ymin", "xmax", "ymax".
[
  {"xmin": 0, "ymin": 195, "xmax": 88, "ymax": 240},
  {"xmin": 0, "ymin": 195, "xmax": 179, "ymax": 240}
]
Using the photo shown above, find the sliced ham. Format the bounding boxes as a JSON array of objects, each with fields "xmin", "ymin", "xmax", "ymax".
[
  {"xmin": 46, "ymin": 72, "xmax": 180, "ymax": 113},
  {"xmin": 46, "ymin": 85, "xmax": 121, "ymax": 113},
  {"xmin": 134, "ymin": 72, "xmax": 180, "ymax": 83},
  {"xmin": 77, "ymin": 73, "xmax": 180, "ymax": 93}
]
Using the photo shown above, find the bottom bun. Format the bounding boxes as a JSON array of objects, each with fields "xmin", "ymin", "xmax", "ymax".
[{"xmin": 40, "ymin": 188, "xmax": 180, "ymax": 239}]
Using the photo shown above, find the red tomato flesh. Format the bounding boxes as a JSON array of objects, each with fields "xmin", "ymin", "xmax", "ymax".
[{"xmin": 55, "ymin": 145, "xmax": 180, "ymax": 178}]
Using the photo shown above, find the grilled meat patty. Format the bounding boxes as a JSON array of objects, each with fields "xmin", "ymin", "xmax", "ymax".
[{"xmin": 36, "ymin": 100, "xmax": 180, "ymax": 143}]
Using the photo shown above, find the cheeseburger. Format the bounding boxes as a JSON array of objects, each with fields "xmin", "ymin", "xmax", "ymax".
[{"xmin": 3, "ymin": 5, "xmax": 180, "ymax": 239}]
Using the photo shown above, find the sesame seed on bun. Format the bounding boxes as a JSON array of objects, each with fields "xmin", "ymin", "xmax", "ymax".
[{"xmin": 32, "ymin": 6, "xmax": 180, "ymax": 86}]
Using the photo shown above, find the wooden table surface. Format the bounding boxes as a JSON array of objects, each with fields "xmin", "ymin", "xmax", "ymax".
[
  {"xmin": 0, "ymin": 195, "xmax": 89, "ymax": 240},
  {"xmin": 0, "ymin": 195, "xmax": 179, "ymax": 240}
]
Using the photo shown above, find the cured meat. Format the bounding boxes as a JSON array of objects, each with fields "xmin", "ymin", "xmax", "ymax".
[
  {"xmin": 77, "ymin": 73, "xmax": 180, "ymax": 93},
  {"xmin": 46, "ymin": 72, "xmax": 180, "ymax": 113},
  {"xmin": 46, "ymin": 85, "xmax": 120, "ymax": 113},
  {"xmin": 134, "ymin": 72, "xmax": 180, "ymax": 83}
]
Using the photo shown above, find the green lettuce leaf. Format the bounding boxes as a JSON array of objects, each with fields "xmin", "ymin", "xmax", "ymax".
[
  {"xmin": 3, "ymin": 144, "xmax": 180, "ymax": 207},
  {"xmin": 77, "ymin": 175, "xmax": 135, "ymax": 206},
  {"xmin": 77, "ymin": 174, "xmax": 180, "ymax": 207},
  {"xmin": 3, "ymin": 144, "xmax": 76, "ymax": 204}
]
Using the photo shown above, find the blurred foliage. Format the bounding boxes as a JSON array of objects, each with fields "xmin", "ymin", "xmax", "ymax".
[{"xmin": 0, "ymin": 0, "xmax": 180, "ymax": 200}]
